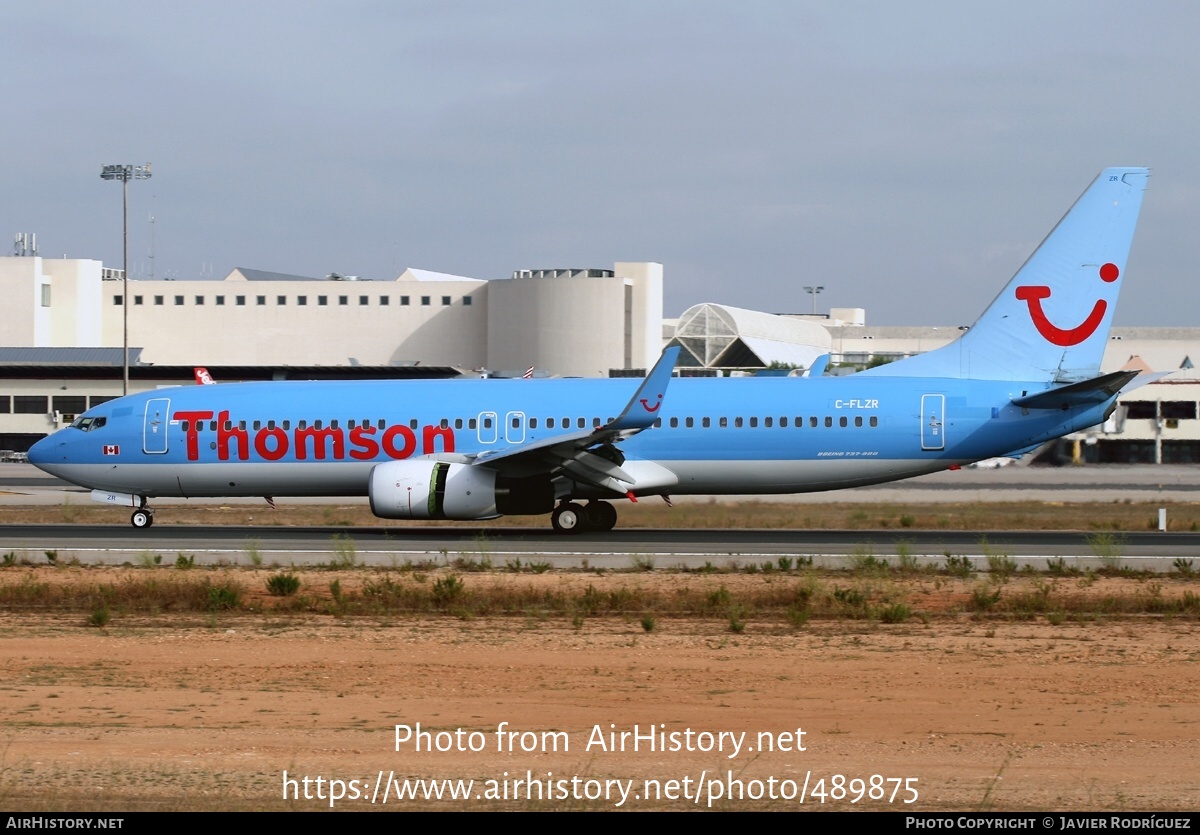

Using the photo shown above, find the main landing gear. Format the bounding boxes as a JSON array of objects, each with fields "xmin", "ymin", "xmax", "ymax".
[
  {"xmin": 130, "ymin": 507, "xmax": 155, "ymax": 529},
  {"xmin": 551, "ymin": 500, "xmax": 618, "ymax": 534}
]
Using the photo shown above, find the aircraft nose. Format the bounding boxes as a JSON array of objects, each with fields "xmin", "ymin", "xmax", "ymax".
[
  {"xmin": 27, "ymin": 429, "xmax": 94, "ymax": 489},
  {"xmin": 27, "ymin": 432, "xmax": 63, "ymax": 469}
]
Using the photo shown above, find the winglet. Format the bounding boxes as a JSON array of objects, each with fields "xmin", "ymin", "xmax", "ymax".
[
  {"xmin": 806, "ymin": 354, "xmax": 830, "ymax": 378},
  {"xmin": 470, "ymin": 346, "xmax": 680, "ymax": 470},
  {"xmin": 607, "ymin": 346, "xmax": 680, "ymax": 431}
]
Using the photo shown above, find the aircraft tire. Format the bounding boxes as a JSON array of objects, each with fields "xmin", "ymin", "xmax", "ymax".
[
  {"xmin": 587, "ymin": 501, "xmax": 618, "ymax": 532},
  {"xmin": 131, "ymin": 509, "xmax": 153, "ymax": 529},
  {"xmin": 551, "ymin": 502, "xmax": 586, "ymax": 534}
]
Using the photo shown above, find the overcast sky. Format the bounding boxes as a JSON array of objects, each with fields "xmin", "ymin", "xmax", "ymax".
[{"xmin": 4, "ymin": 1, "xmax": 1198, "ymax": 326}]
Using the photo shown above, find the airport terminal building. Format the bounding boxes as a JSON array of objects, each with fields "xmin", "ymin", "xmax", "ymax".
[{"xmin": 0, "ymin": 256, "xmax": 662, "ymax": 378}]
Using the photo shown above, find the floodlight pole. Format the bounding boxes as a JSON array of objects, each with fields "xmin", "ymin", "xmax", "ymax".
[
  {"xmin": 803, "ymin": 285, "xmax": 824, "ymax": 316},
  {"xmin": 100, "ymin": 164, "xmax": 151, "ymax": 395}
]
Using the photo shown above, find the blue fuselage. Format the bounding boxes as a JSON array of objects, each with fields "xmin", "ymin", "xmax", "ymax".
[{"xmin": 29, "ymin": 374, "xmax": 1108, "ymax": 500}]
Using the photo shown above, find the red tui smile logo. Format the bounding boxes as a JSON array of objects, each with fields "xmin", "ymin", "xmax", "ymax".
[
  {"xmin": 640, "ymin": 394, "xmax": 663, "ymax": 413},
  {"xmin": 1014, "ymin": 263, "xmax": 1119, "ymax": 346}
]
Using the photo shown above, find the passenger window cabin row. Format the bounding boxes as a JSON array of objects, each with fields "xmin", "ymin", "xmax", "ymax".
[{"xmin": 180, "ymin": 414, "xmax": 880, "ymax": 432}]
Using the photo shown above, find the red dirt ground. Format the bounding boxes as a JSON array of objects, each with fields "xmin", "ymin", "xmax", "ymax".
[{"xmin": 0, "ymin": 569, "xmax": 1197, "ymax": 811}]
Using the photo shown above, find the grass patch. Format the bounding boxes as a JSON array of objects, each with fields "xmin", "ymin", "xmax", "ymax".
[
  {"xmin": 727, "ymin": 605, "xmax": 747, "ymax": 633},
  {"xmin": 831, "ymin": 585, "xmax": 872, "ymax": 618},
  {"xmin": 244, "ymin": 540, "xmax": 264, "ymax": 567},
  {"xmin": 205, "ymin": 580, "xmax": 243, "ymax": 611},
  {"xmin": 1045, "ymin": 557, "xmax": 1079, "ymax": 576},
  {"xmin": 979, "ymin": 536, "xmax": 1016, "ymax": 579},
  {"xmin": 330, "ymin": 534, "xmax": 356, "ymax": 568},
  {"xmin": 944, "ymin": 553, "xmax": 975, "ymax": 578},
  {"xmin": 1, "ymin": 567, "xmax": 1196, "ymax": 625},
  {"xmin": 971, "ymin": 583, "xmax": 1003, "ymax": 612},
  {"xmin": 1087, "ymin": 531, "xmax": 1127, "ymax": 571},
  {"xmin": 895, "ymin": 541, "xmax": 921, "ymax": 574},
  {"xmin": 878, "ymin": 602, "xmax": 912, "ymax": 623},
  {"xmin": 265, "ymin": 573, "xmax": 301, "ymax": 597},
  {"xmin": 986, "ymin": 553, "xmax": 1017, "ymax": 579},
  {"xmin": 848, "ymin": 545, "xmax": 889, "ymax": 575},
  {"xmin": 431, "ymin": 574, "xmax": 464, "ymax": 606}
]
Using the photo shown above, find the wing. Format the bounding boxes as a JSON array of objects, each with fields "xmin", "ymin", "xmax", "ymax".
[{"xmin": 469, "ymin": 346, "xmax": 681, "ymax": 495}]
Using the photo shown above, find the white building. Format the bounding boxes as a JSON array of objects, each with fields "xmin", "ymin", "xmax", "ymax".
[
  {"xmin": 0, "ymin": 256, "xmax": 664, "ymax": 378},
  {"xmin": 487, "ymin": 263, "xmax": 662, "ymax": 378},
  {"xmin": 0, "ymin": 256, "xmax": 104, "ymax": 348}
]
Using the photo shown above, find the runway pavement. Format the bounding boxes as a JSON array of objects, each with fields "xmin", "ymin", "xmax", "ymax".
[
  {"xmin": 0, "ymin": 463, "xmax": 1196, "ymax": 570},
  {"xmin": 0, "ymin": 525, "xmax": 1195, "ymax": 571}
]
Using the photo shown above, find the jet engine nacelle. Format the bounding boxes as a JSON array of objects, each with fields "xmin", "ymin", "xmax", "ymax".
[{"xmin": 368, "ymin": 460, "xmax": 554, "ymax": 520}]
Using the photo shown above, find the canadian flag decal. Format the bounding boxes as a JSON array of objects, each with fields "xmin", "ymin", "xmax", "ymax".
[{"xmin": 102, "ymin": 445, "xmax": 120, "ymax": 455}]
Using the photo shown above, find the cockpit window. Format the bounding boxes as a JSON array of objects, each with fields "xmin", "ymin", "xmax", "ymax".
[{"xmin": 70, "ymin": 415, "xmax": 107, "ymax": 432}]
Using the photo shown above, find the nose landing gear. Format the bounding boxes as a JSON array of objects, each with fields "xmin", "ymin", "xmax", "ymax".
[{"xmin": 131, "ymin": 507, "xmax": 155, "ymax": 529}]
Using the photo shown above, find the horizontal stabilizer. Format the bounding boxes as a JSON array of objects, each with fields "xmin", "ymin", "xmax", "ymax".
[{"xmin": 1011, "ymin": 370, "xmax": 1139, "ymax": 410}]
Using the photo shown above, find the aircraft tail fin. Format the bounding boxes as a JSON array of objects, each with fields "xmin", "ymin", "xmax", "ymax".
[{"xmin": 862, "ymin": 167, "xmax": 1149, "ymax": 382}]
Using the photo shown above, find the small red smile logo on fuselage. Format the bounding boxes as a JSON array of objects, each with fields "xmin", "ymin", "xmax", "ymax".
[{"xmin": 1015, "ymin": 263, "xmax": 1119, "ymax": 347}]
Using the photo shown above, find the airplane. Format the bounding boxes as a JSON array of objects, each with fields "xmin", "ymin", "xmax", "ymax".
[{"xmin": 29, "ymin": 167, "xmax": 1150, "ymax": 533}]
